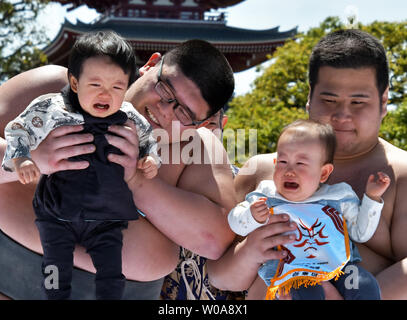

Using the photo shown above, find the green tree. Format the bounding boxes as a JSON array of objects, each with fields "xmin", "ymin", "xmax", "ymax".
[
  {"xmin": 363, "ymin": 21, "xmax": 407, "ymax": 106},
  {"xmin": 380, "ymin": 103, "xmax": 407, "ymax": 150},
  {"xmin": 226, "ymin": 17, "xmax": 407, "ymax": 160},
  {"xmin": 0, "ymin": 0, "xmax": 50, "ymax": 83}
]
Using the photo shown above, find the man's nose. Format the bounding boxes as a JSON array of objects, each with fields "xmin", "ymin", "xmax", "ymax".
[
  {"xmin": 332, "ymin": 102, "xmax": 352, "ymax": 122},
  {"xmin": 157, "ymin": 99, "xmax": 172, "ymax": 110},
  {"xmin": 156, "ymin": 98, "xmax": 177, "ymax": 121}
]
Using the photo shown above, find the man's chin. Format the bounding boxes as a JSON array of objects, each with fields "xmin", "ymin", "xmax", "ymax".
[{"xmin": 334, "ymin": 141, "xmax": 360, "ymax": 158}]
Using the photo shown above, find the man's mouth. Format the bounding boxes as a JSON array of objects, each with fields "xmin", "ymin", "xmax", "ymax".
[
  {"xmin": 146, "ymin": 107, "xmax": 160, "ymax": 125},
  {"xmin": 334, "ymin": 128, "xmax": 355, "ymax": 134}
]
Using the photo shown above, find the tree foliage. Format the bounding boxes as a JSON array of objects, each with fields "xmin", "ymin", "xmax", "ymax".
[
  {"xmin": 0, "ymin": 0, "xmax": 50, "ymax": 83},
  {"xmin": 225, "ymin": 16, "xmax": 407, "ymax": 159},
  {"xmin": 364, "ymin": 21, "xmax": 407, "ymax": 106},
  {"xmin": 380, "ymin": 103, "xmax": 407, "ymax": 150}
]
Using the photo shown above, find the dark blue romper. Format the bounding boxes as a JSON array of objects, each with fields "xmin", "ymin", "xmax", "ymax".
[{"xmin": 33, "ymin": 88, "xmax": 140, "ymax": 300}]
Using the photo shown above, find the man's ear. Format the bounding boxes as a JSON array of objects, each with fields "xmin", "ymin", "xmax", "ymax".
[
  {"xmin": 380, "ymin": 86, "xmax": 389, "ymax": 119},
  {"xmin": 320, "ymin": 163, "xmax": 334, "ymax": 183},
  {"xmin": 138, "ymin": 52, "xmax": 162, "ymax": 76},
  {"xmin": 197, "ymin": 120, "xmax": 210, "ymax": 129},
  {"xmin": 222, "ymin": 114, "xmax": 228, "ymax": 129},
  {"xmin": 306, "ymin": 85, "xmax": 311, "ymax": 114},
  {"xmin": 68, "ymin": 73, "xmax": 79, "ymax": 93}
]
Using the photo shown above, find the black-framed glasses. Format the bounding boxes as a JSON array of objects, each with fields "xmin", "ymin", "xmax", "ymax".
[{"xmin": 155, "ymin": 57, "xmax": 210, "ymax": 126}]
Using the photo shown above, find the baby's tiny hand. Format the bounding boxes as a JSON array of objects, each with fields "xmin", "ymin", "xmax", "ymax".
[
  {"xmin": 14, "ymin": 158, "xmax": 40, "ymax": 184},
  {"xmin": 137, "ymin": 156, "xmax": 158, "ymax": 179},
  {"xmin": 366, "ymin": 171, "xmax": 391, "ymax": 202},
  {"xmin": 250, "ymin": 197, "xmax": 270, "ymax": 223}
]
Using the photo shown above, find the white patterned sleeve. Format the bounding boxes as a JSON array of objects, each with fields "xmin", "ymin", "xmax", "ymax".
[
  {"xmin": 228, "ymin": 181, "xmax": 275, "ymax": 236},
  {"xmin": 2, "ymin": 94, "xmax": 82, "ymax": 172},
  {"xmin": 228, "ymin": 200, "xmax": 267, "ymax": 236}
]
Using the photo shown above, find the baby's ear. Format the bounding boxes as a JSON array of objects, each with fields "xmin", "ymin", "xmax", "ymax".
[
  {"xmin": 68, "ymin": 73, "xmax": 79, "ymax": 93},
  {"xmin": 320, "ymin": 163, "xmax": 334, "ymax": 183}
]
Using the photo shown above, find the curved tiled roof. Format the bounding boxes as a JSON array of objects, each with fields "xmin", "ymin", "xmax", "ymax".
[
  {"xmin": 54, "ymin": 0, "xmax": 246, "ymax": 12},
  {"xmin": 55, "ymin": 17, "xmax": 297, "ymax": 45},
  {"xmin": 43, "ymin": 16, "xmax": 297, "ymax": 72}
]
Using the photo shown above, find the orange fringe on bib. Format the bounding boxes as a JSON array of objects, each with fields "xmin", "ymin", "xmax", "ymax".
[{"xmin": 265, "ymin": 266, "xmax": 345, "ymax": 300}]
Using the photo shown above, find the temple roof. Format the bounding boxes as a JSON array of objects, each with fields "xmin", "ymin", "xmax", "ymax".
[
  {"xmin": 43, "ymin": 17, "xmax": 297, "ymax": 72},
  {"xmin": 54, "ymin": 0, "xmax": 246, "ymax": 13},
  {"xmin": 55, "ymin": 17, "xmax": 296, "ymax": 45},
  {"xmin": 44, "ymin": 0, "xmax": 297, "ymax": 72}
]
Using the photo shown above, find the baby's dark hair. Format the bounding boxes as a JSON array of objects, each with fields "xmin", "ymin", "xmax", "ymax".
[
  {"xmin": 68, "ymin": 30, "xmax": 137, "ymax": 87},
  {"xmin": 278, "ymin": 119, "xmax": 336, "ymax": 164}
]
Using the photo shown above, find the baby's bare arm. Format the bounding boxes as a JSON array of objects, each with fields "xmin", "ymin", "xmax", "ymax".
[
  {"xmin": 13, "ymin": 157, "xmax": 40, "ymax": 184},
  {"xmin": 250, "ymin": 198, "xmax": 269, "ymax": 223},
  {"xmin": 365, "ymin": 171, "xmax": 391, "ymax": 202},
  {"xmin": 137, "ymin": 155, "xmax": 158, "ymax": 179}
]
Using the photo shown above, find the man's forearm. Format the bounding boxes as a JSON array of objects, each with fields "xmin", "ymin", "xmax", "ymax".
[
  {"xmin": 128, "ymin": 174, "xmax": 235, "ymax": 260},
  {"xmin": 376, "ymin": 258, "xmax": 407, "ymax": 299},
  {"xmin": 207, "ymin": 239, "xmax": 260, "ymax": 291}
]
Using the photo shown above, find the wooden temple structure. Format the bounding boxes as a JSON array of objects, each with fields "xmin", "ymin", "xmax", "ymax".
[{"xmin": 44, "ymin": 0, "xmax": 297, "ymax": 72}]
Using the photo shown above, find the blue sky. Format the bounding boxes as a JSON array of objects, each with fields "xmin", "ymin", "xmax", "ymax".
[{"xmin": 40, "ymin": 0, "xmax": 407, "ymax": 95}]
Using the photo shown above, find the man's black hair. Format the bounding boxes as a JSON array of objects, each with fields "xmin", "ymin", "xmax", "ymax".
[
  {"xmin": 164, "ymin": 39, "xmax": 235, "ymax": 118},
  {"xmin": 309, "ymin": 29, "xmax": 389, "ymax": 100}
]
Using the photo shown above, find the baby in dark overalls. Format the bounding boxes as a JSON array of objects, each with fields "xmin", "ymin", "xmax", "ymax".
[{"xmin": 2, "ymin": 31, "xmax": 160, "ymax": 299}]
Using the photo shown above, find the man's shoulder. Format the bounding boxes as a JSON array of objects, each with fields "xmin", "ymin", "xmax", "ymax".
[
  {"xmin": 380, "ymin": 138, "xmax": 407, "ymax": 170},
  {"xmin": 195, "ymin": 127, "xmax": 224, "ymax": 150},
  {"xmin": 240, "ymin": 153, "xmax": 276, "ymax": 175},
  {"xmin": 246, "ymin": 153, "xmax": 276, "ymax": 164},
  {"xmin": 381, "ymin": 138, "xmax": 407, "ymax": 154},
  {"xmin": 193, "ymin": 127, "xmax": 230, "ymax": 166},
  {"xmin": 234, "ymin": 153, "xmax": 277, "ymax": 200}
]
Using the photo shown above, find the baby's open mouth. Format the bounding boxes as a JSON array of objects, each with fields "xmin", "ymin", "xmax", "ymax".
[
  {"xmin": 284, "ymin": 182, "xmax": 299, "ymax": 189},
  {"xmin": 94, "ymin": 103, "xmax": 110, "ymax": 110}
]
